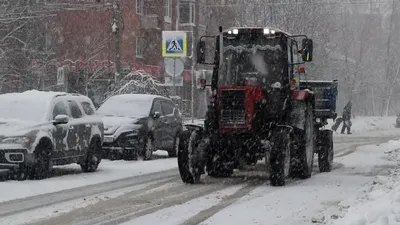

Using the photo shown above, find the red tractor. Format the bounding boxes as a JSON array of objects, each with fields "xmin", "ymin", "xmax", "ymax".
[{"xmin": 178, "ymin": 27, "xmax": 338, "ymax": 186}]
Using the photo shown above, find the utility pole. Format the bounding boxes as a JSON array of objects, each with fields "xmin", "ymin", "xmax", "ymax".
[
  {"xmin": 190, "ymin": 0, "xmax": 200, "ymax": 123},
  {"xmin": 41, "ymin": 21, "xmax": 49, "ymax": 91},
  {"xmin": 112, "ymin": 0, "xmax": 122, "ymax": 87}
]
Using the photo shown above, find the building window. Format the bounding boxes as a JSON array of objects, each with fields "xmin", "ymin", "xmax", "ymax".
[
  {"xmin": 136, "ymin": 37, "xmax": 145, "ymax": 58},
  {"xmin": 164, "ymin": 0, "xmax": 172, "ymax": 21},
  {"xmin": 136, "ymin": 0, "xmax": 143, "ymax": 15},
  {"xmin": 179, "ymin": 0, "xmax": 195, "ymax": 24}
]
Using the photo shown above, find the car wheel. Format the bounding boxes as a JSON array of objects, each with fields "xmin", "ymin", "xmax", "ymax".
[
  {"xmin": 141, "ymin": 136, "xmax": 154, "ymax": 161},
  {"xmin": 30, "ymin": 139, "xmax": 52, "ymax": 180},
  {"xmin": 81, "ymin": 138, "xmax": 102, "ymax": 172}
]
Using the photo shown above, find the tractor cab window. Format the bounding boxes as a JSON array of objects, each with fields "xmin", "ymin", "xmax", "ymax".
[{"xmin": 219, "ymin": 34, "xmax": 288, "ymax": 88}]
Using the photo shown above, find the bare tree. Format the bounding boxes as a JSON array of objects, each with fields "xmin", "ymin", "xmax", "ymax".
[{"xmin": 104, "ymin": 70, "xmax": 169, "ymax": 101}]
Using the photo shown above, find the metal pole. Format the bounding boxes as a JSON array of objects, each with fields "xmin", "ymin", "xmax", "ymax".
[
  {"xmin": 64, "ymin": 70, "xmax": 68, "ymax": 92},
  {"xmin": 42, "ymin": 21, "xmax": 48, "ymax": 91},
  {"xmin": 113, "ymin": 0, "xmax": 122, "ymax": 87},
  {"xmin": 173, "ymin": 57, "xmax": 176, "ymax": 96},
  {"xmin": 85, "ymin": 73, "xmax": 88, "ymax": 95},
  {"xmin": 191, "ymin": 31, "xmax": 196, "ymax": 123}
]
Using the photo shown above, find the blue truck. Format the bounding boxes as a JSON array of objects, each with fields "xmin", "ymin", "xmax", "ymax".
[{"xmin": 299, "ymin": 79, "xmax": 338, "ymax": 172}]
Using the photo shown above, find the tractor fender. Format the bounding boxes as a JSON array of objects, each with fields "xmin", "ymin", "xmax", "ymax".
[
  {"xmin": 320, "ymin": 127, "xmax": 334, "ymax": 132},
  {"xmin": 275, "ymin": 124, "xmax": 294, "ymax": 131},
  {"xmin": 183, "ymin": 124, "xmax": 204, "ymax": 133}
]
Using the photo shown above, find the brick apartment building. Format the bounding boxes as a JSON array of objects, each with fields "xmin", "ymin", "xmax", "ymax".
[{"xmin": 41, "ymin": 0, "xmax": 205, "ymax": 96}]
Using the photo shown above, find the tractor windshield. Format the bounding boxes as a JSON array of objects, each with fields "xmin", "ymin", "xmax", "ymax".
[{"xmin": 219, "ymin": 34, "xmax": 288, "ymax": 87}]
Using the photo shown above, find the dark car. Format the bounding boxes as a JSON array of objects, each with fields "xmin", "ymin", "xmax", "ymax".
[
  {"xmin": 98, "ymin": 94, "xmax": 183, "ymax": 160},
  {"xmin": 0, "ymin": 90, "xmax": 104, "ymax": 180}
]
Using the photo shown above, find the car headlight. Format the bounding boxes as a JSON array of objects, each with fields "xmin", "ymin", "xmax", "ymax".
[
  {"xmin": 1, "ymin": 137, "xmax": 29, "ymax": 145},
  {"xmin": 103, "ymin": 136, "xmax": 115, "ymax": 143},
  {"xmin": 125, "ymin": 130, "xmax": 139, "ymax": 137}
]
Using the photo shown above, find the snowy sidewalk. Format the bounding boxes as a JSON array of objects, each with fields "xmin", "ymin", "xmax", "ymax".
[{"xmin": 326, "ymin": 140, "xmax": 400, "ymax": 225}]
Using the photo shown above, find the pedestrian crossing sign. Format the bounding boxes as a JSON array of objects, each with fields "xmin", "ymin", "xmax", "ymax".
[{"xmin": 162, "ymin": 31, "xmax": 187, "ymax": 57}]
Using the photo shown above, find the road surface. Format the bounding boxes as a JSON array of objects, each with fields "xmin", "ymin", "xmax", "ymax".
[{"xmin": 0, "ymin": 130, "xmax": 399, "ymax": 225}]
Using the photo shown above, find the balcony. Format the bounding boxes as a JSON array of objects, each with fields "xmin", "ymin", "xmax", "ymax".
[{"xmin": 141, "ymin": 14, "xmax": 162, "ymax": 30}]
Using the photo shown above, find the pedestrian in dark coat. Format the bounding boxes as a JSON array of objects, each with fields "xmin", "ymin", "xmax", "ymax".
[{"xmin": 341, "ymin": 101, "xmax": 352, "ymax": 134}]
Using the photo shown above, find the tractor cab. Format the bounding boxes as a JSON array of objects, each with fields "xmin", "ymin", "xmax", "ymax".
[
  {"xmin": 197, "ymin": 27, "xmax": 314, "ymax": 131},
  {"xmin": 198, "ymin": 27, "xmax": 313, "ymax": 91},
  {"xmin": 177, "ymin": 26, "xmax": 338, "ymax": 187}
]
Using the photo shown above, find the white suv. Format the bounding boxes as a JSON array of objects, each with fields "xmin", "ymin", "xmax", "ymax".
[{"xmin": 0, "ymin": 90, "xmax": 104, "ymax": 180}]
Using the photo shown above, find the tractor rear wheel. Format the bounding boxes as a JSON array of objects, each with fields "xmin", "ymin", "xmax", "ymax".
[
  {"xmin": 318, "ymin": 130, "xmax": 334, "ymax": 172},
  {"xmin": 269, "ymin": 126, "xmax": 292, "ymax": 186},
  {"xmin": 291, "ymin": 104, "xmax": 315, "ymax": 179},
  {"xmin": 177, "ymin": 130, "xmax": 203, "ymax": 184}
]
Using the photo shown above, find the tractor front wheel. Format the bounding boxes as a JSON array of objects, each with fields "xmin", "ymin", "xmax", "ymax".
[
  {"xmin": 178, "ymin": 130, "xmax": 205, "ymax": 184},
  {"xmin": 269, "ymin": 126, "xmax": 292, "ymax": 186},
  {"xmin": 291, "ymin": 104, "xmax": 315, "ymax": 179}
]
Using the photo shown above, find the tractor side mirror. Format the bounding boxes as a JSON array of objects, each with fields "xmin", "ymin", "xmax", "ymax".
[
  {"xmin": 197, "ymin": 41, "xmax": 206, "ymax": 64},
  {"xmin": 196, "ymin": 36, "xmax": 216, "ymax": 65},
  {"xmin": 302, "ymin": 38, "xmax": 313, "ymax": 62}
]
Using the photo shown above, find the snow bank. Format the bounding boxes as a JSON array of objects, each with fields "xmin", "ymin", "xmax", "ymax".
[
  {"xmin": 330, "ymin": 140, "xmax": 400, "ymax": 225},
  {"xmin": 335, "ymin": 140, "xmax": 400, "ymax": 170},
  {"xmin": 328, "ymin": 116, "xmax": 397, "ymax": 134}
]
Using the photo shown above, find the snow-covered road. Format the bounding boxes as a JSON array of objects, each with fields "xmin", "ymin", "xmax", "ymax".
[{"xmin": 0, "ymin": 117, "xmax": 399, "ymax": 225}]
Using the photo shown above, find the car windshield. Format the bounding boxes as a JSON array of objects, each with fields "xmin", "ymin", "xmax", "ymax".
[
  {"xmin": 97, "ymin": 96, "xmax": 153, "ymax": 118},
  {"xmin": 0, "ymin": 98, "xmax": 49, "ymax": 122}
]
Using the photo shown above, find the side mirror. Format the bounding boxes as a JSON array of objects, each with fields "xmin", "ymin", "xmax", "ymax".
[
  {"xmin": 302, "ymin": 38, "xmax": 313, "ymax": 62},
  {"xmin": 197, "ymin": 41, "xmax": 206, "ymax": 64},
  {"xmin": 199, "ymin": 78, "xmax": 206, "ymax": 90},
  {"xmin": 153, "ymin": 111, "xmax": 161, "ymax": 119},
  {"xmin": 53, "ymin": 114, "xmax": 69, "ymax": 125}
]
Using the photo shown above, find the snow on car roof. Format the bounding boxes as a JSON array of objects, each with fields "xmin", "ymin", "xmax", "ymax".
[
  {"xmin": 0, "ymin": 90, "xmax": 90, "ymax": 103},
  {"xmin": 99, "ymin": 94, "xmax": 171, "ymax": 118},
  {"xmin": 108, "ymin": 94, "xmax": 171, "ymax": 102},
  {"xmin": 0, "ymin": 90, "xmax": 63, "ymax": 103},
  {"xmin": 0, "ymin": 90, "xmax": 89, "ymax": 122},
  {"xmin": 0, "ymin": 90, "xmax": 63, "ymax": 122}
]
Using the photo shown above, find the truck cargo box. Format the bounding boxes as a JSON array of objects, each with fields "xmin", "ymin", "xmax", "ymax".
[{"xmin": 299, "ymin": 80, "xmax": 338, "ymax": 120}]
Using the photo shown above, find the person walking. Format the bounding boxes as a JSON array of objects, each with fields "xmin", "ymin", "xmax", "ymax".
[{"xmin": 341, "ymin": 101, "xmax": 352, "ymax": 134}]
